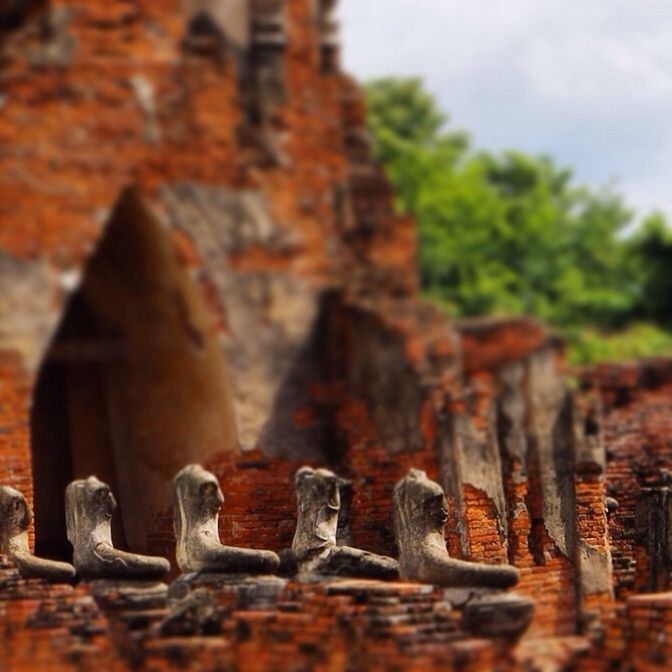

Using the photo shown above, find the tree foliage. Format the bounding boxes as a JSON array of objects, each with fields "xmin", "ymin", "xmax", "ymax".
[
  {"xmin": 364, "ymin": 77, "xmax": 672, "ymax": 361},
  {"xmin": 629, "ymin": 213, "xmax": 672, "ymax": 327}
]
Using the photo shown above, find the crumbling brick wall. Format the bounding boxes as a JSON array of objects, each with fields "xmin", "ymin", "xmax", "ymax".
[
  {"xmin": 0, "ymin": 0, "xmax": 621, "ymax": 649},
  {"xmin": 582, "ymin": 360, "xmax": 672, "ymax": 599}
]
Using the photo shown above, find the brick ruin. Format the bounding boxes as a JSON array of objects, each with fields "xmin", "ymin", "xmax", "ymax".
[{"xmin": 1, "ymin": 1, "xmax": 672, "ymax": 670}]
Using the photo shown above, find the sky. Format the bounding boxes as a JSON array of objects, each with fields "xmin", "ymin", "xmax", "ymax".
[{"xmin": 338, "ymin": 0, "xmax": 672, "ymax": 220}]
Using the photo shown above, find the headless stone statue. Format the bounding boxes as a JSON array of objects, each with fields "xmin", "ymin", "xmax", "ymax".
[
  {"xmin": 65, "ymin": 476, "xmax": 170, "ymax": 581},
  {"xmin": 393, "ymin": 469, "xmax": 519, "ymax": 589},
  {"xmin": 0, "ymin": 486, "xmax": 75, "ymax": 583},
  {"xmin": 291, "ymin": 466, "xmax": 398, "ymax": 579},
  {"xmin": 173, "ymin": 464, "xmax": 279, "ymax": 574}
]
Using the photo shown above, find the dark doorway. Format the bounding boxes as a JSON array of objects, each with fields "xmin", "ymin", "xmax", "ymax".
[{"xmin": 30, "ymin": 190, "xmax": 238, "ymax": 559}]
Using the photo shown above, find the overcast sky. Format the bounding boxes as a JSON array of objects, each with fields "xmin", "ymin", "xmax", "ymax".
[{"xmin": 338, "ymin": 0, "xmax": 672, "ymax": 220}]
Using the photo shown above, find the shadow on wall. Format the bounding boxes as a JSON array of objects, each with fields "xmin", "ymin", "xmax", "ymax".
[
  {"xmin": 30, "ymin": 189, "xmax": 238, "ymax": 560},
  {"xmin": 0, "ymin": 1, "xmax": 46, "ymax": 31},
  {"xmin": 257, "ymin": 292, "xmax": 342, "ymax": 465}
]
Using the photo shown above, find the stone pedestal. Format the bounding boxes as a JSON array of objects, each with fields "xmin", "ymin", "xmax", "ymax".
[
  {"xmin": 162, "ymin": 573, "xmax": 288, "ymax": 637},
  {"xmin": 170, "ymin": 573, "xmax": 287, "ymax": 607},
  {"xmin": 88, "ymin": 580, "xmax": 169, "ymax": 611},
  {"xmin": 445, "ymin": 588, "xmax": 534, "ymax": 640}
]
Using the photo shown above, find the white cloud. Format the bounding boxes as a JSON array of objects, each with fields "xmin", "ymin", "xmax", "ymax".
[
  {"xmin": 524, "ymin": 28, "xmax": 672, "ymax": 106},
  {"xmin": 338, "ymin": 0, "xmax": 672, "ymax": 218}
]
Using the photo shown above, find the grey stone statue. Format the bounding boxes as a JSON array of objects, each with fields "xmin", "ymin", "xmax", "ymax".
[
  {"xmin": 291, "ymin": 466, "xmax": 398, "ymax": 579},
  {"xmin": 0, "ymin": 486, "xmax": 75, "ymax": 583},
  {"xmin": 65, "ymin": 476, "xmax": 170, "ymax": 581},
  {"xmin": 393, "ymin": 469, "xmax": 519, "ymax": 588},
  {"xmin": 173, "ymin": 464, "xmax": 279, "ymax": 574}
]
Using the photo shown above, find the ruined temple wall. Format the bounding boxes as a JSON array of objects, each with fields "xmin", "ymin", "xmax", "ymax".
[
  {"xmin": 0, "ymin": 0, "xmax": 356, "ymax": 269},
  {"xmin": 458, "ymin": 320, "xmax": 581, "ymax": 635},
  {"xmin": 0, "ymin": 0, "xmax": 619, "ymax": 645},
  {"xmin": 572, "ymin": 385, "xmax": 614, "ymax": 627},
  {"xmin": 0, "ymin": 0, "xmax": 412, "ymax": 510},
  {"xmin": 576, "ymin": 592, "xmax": 672, "ymax": 671},
  {"xmin": 582, "ymin": 360, "xmax": 672, "ymax": 599}
]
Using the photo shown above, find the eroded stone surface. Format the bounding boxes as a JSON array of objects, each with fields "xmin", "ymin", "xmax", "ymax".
[
  {"xmin": 455, "ymin": 589, "xmax": 534, "ymax": 640},
  {"xmin": 89, "ymin": 580, "xmax": 168, "ymax": 611},
  {"xmin": 65, "ymin": 476, "xmax": 170, "ymax": 581},
  {"xmin": 0, "ymin": 486, "xmax": 75, "ymax": 583},
  {"xmin": 173, "ymin": 464, "xmax": 279, "ymax": 574},
  {"xmin": 292, "ymin": 466, "xmax": 398, "ymax": 579},
  {"xmin": 393, "ymin": 469, "xmax": 519, "ymax": 589}
]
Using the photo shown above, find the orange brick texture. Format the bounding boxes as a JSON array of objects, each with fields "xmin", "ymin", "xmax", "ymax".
[
  {"xmin": 3, "ymin": 1, "xmax": 672, "ymax": 669},
  {"xmin": 2, "ymin": 556, "xmax": 526, "ymax": 672},
  {"xmin": 582, "ymin": 361, "xmax": 672, "ymax": 598}
]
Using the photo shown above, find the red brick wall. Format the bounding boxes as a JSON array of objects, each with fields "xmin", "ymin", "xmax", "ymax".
[
  {"xmin": 460, "ymin": 320, "xmax": 581, "ymax": 636},
  {"xmin": 578, "ymin": 592, "xmax": 672, "ymax": 670},
  {"xmin": 0, "ymin": 0, "xmax": 647, "ymax": 653},
  {"xmin": 583, "ymin": 361, "xmax": 672, "ymax": 598},
  {"xmin": 147, "ymin": 311, "xmax": 592, "ymax": 638},
  {"xmin": 0, "ymin": 0, "xmax": 406, "ymax": 507},
  {"xmin": 0, "ymin": 354, "xmax": 34, "ymax": 507}
]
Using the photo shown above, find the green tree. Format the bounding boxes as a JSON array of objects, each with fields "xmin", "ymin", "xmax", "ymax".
[
  {"xmin": 628, "ymin": 213, "xmax": 672, "ymax": 326},
  {"xmin": 365, "ymin": 77, "xmax": 468, "ymax": 214},
  {"xmin": 364, "ymin": 77, "xmax": 642, "ymax": 331}
]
